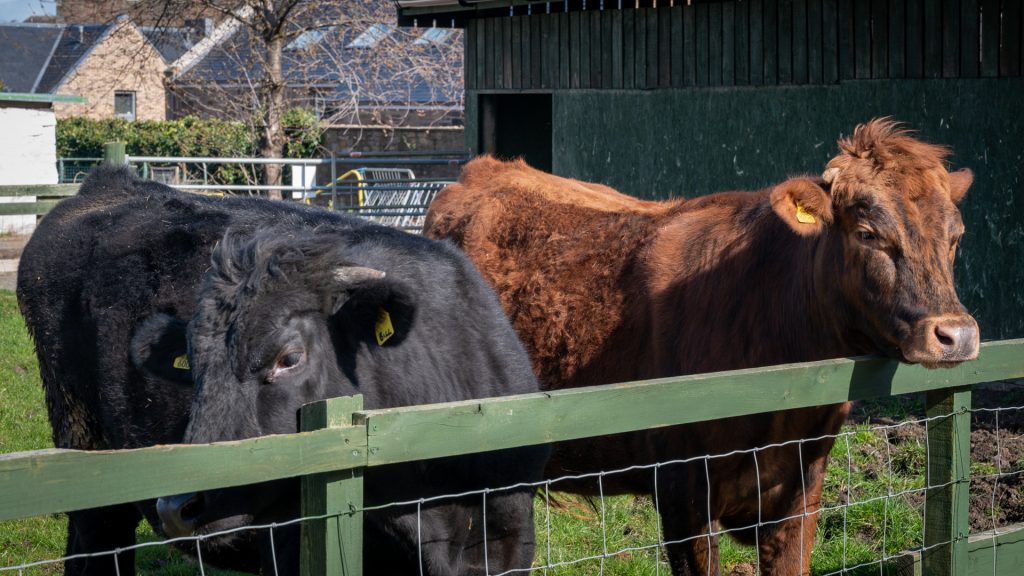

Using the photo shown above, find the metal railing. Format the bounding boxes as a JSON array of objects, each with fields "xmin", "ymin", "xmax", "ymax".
[
  {"xmin": 5, "ymin": 144, "xmax": 469, "ymax": 233},
  {"xmin": 56, "ymin": 157, "xmax": 103, "ymax": 183}
]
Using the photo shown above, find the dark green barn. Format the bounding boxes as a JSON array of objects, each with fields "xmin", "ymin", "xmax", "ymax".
[{"xmin": 397, "ymin": 0, "xmax": 1023, "ymax": 340}]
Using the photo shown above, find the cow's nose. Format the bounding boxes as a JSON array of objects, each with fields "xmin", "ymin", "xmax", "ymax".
[
  {"xmin": 929, "ymin": 318, "xmax": 980, "ymax": 361},
  {"xmin": 157, "ymin": 492, "xmax": 204, "ymax": 537}
]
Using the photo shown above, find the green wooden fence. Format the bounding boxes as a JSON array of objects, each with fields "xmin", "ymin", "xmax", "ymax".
[
  {"xmin": 1, "ymin": 339, "xmax": 1022, "ymax": 574},
  {"xmin": 0, "ymin": 183, "xmax": 79, "ymax": 216}
]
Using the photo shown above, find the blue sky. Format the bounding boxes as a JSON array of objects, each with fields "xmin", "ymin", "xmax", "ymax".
[{"xmin": 0, "ymin": 0, "xmax": 55, "ymax": 23}]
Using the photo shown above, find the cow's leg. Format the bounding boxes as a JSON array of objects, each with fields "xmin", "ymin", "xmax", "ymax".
[
  {"xmin": 657, "ymin": 465, "xmax": 721, "ymax": 576},
  {"xmin": 413, "ymin": 504, "xmax": 468, "ymax": 576},
  {"xmin": 480, "ymin": 488, "xmax": 537, "ymax": 574},
  {"xmin": 750, "ymin": 448, "xmax": 830, "ymax": 576},
  {"xmin": 751, "ymin": 479, "xmax": 824, "ymax": 575},
  {"xmin": 660, "ymin": 508, "xmax": 720, "ymax": 575},
  {"xmin": 64, "ymin": 505, "xmax": 140, "ymax": 576}
]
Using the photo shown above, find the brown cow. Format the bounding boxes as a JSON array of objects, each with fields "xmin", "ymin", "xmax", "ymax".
[{"xmin": 424, "ymin": 119, "xmax": 979, "ymax": 575}]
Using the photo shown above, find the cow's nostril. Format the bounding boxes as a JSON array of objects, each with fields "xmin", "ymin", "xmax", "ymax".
[
  {"xmin": 934, "ymin": 325, "xmax": 956, "ymax": 348},
  {"xmin": 180, "ymin": 494, "xmax": 203, "ymax": 522},
  {"xmin": 157, "ymin": 492, "xmax": 204, "ymax": 537}
]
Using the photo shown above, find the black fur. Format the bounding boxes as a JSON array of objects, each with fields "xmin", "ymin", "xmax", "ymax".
[{"xmin": 17, "ymin": 166, "xmax": 546, "ymax": 575}]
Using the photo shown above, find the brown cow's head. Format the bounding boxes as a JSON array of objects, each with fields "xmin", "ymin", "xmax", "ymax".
[{"xmin": 771, "ymin": 119, "xmax": 979, "ymax": 367}]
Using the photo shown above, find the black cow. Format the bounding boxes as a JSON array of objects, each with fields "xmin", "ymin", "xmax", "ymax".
[
  {"xmin": 137, "ymin": 225, "xmax": 548, "ymax": 575},
  {"xmin": 17, "ymin": 166, "xmax": 546, "ymax": 575}
]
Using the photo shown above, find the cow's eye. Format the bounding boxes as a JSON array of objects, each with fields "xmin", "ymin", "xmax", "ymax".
[
  {"xmin": 277, "ymin": 350, "xmax": 305, "ymax": 369},
  {"xmin": 267, "ymin": 350, "xmax": 306, "ymax": 382},
  {"xmin": 857, "ymin": 230, "xmax": 877, "ymax": 242}
]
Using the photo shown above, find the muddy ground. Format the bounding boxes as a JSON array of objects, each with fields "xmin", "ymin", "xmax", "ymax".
[{"xmin": 852, "ymin": 380, "xmax": 1024, "ymax": 533}]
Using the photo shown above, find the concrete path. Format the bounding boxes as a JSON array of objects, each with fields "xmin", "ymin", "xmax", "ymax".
[{"xmin": 0, "ymin": 234, "xmax": 29, "ymax": 292}]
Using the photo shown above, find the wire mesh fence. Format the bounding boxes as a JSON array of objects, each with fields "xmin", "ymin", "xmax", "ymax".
[
  {"xmin": 56, "ymin": 158, "xmax": 103, "ymax": 183},
  {"xmin": 4, "ymin": 399, "xmax": 1022, "ymax": 576}
]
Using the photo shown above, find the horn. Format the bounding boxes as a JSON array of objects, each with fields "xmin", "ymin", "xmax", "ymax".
[
  {"xmin": 822, "ymin": 167, "xmax": 840, "ymax": 183},
  {"xmin": 333, "ymin": 266, "xmax": 386, "ymax": 285}
]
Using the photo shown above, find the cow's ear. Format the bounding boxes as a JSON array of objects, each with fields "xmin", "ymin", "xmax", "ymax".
[
  {"xmin": 130, "ymin": 313, "xmax": 193, "ymax": 385},
  {"xmin": 949, "ymin": 168, "xmax": 973, "ymax": 204},
  {"xmin": 327, "ymin": 267, "xmax": 415, "ymax": 348},
  {"xmin": 770, "ymin": 178, "xmax": 833, "ymax": 236}
]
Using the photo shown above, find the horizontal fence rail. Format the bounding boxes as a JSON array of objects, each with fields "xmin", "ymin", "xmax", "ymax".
[
  {"xmin": 0, "ymin": 184, "xmax": 81, "ymax": 218},
  {"xmin": 1, "ymin": 339, "xmax": 1021, "ymax": 521}
]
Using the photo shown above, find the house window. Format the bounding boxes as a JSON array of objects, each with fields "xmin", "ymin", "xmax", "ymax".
[
  {"xmin": 347, "ymin": 24, "xmax": 392, "ymax": 48},
  {"xmin": 114, "ymin": 91, "xmax": 136, "ymax": 121},
  {"xmin": 414, "ymin": 28, "xmax": 453, "ymax": 45},
  {"xmin": 286, "ymin": 29, "xmax": 327, "ymax": 51}
]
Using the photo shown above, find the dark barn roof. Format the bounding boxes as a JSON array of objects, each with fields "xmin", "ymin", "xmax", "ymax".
[{"xmin": 395, "ymin": 0, "xmax": 684, "ymax": 26}]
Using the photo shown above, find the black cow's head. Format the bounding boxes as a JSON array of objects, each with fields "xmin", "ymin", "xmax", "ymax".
[
  {"xmin": 770, "ymin": 119, "xmax": 979, "ymax": 367},
  {"xmin": 134, "ymin": 228, "xmax": 415, "ymax": 539}
]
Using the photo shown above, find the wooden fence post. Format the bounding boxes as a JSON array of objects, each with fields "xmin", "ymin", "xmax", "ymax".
[
  {"xmin": 922, "ymin": 386, "xmax": 972, "ymax": 576},
  {"xmin": 300, "ymin": 395, "xmax": 365, "ymax": 576},
  {"xmin": 103, "ymin": 142, "xmax": 126, "ymax": 165}
]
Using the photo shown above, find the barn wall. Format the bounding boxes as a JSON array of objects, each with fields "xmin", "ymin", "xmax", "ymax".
[
  {"xmin": 545, "ymin": 78, "xmax": 1024, "ymax": 340},
  {"xmin": 466, "ymin": 78, "xmax": 1024, "ymax": 340},
  {"xmin": 460, "ymin": 1, "xmax": 1024, "ymax": 338}
]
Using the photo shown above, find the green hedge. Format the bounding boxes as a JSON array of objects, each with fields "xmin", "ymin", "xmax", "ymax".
[{"xmin": 56, "ymin": 111, "xmax": 322, "ymax": 185}]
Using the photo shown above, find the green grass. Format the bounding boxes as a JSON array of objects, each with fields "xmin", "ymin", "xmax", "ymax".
[
  {"xmin": 0, "ymin": 288, "xmax": 931, "ymax": 575},
  {"xmin": 533, "ymin": 424, "xmax": 928, "ymax": 575},
  {"xmin": 0, "ymin": 289, "xmax": 66, "ymax": 574},
  {"xmin": 0, "ymin": 291, "xmax": 243, "ymax": 575}
]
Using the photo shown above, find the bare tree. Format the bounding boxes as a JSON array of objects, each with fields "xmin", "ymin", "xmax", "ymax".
[
  {"xmin": 43, "ymin": 0, "xmax": 462, "ymax": 197},
  {"xmin": 163, "ymin": 0, "xmax": 463, "ymax": 197}
]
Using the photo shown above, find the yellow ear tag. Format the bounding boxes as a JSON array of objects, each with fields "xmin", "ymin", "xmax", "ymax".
[
  {"xmin": 375, "ymin": 308, "xmax": 395, "ymax": 346},
  {"xmin": 172, "ymin": 355, "xmax": 190, "ymax": 370},
  {"xmin": 795, "ymin": 201, "xmax": 817, "ymax": 224}
]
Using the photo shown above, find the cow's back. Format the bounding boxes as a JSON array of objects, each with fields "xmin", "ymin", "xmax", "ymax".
[
  {"xmin": 426, "ymin": 156, "xmax": 674, "ymax": 388},
  {"xmin": 17, "ymin": 166, "xmax": 364, "ymax": 451}
]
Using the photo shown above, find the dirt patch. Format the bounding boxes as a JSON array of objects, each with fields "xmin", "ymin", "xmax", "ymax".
[
  {"xmin": 727, "ymin": 563, "xmax": 756, "ymax": 576},
  {"xmin": 853, "ymin": 381, "xmax": 1024, "ymax": 533}
]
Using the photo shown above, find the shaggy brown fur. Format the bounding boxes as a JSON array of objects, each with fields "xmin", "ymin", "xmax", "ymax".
[{"xmin": 425, "ymin": 119, "xmax": 979, "ymax": 576}]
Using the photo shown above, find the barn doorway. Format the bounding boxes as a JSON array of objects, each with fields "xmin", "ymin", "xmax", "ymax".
[{"xmin": 479, "ymin": 93, "xmax": 552, "ymax": 172}]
